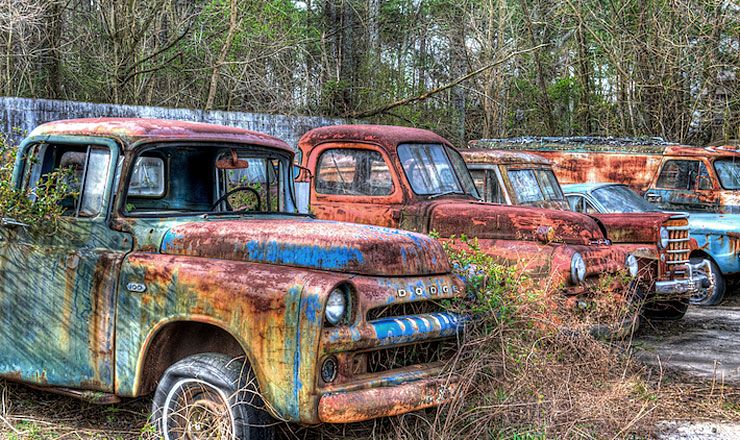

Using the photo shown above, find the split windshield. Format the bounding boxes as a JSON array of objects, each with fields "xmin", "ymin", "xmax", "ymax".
[
  {"xmin": 397, "ymin": 143, "xmax": 479, "ymax": 198},
  {"xmin": 592, "ymin": 185, "xmax": 660, "ymax": 213},
  {"xmin": 714, "ymin": 159, "xmax": 740, "ymax": 190},
  {"xmin": 123, "ymin": 144, "xmax": 296, "ymax": 216}
]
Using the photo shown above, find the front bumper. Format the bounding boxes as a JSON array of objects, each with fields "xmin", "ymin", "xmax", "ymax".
[
  {"xmin": 318, "ymin": 373, "xmax": 458, "ymax": 423},
  {"xmin": 655, "ymin": 260, "xmax": 712, "ymax": 295}
]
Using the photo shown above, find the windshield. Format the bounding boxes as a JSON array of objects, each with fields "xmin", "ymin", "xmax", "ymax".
[
  {"xmin": 124, "ymin": 144, "xmax": 296, "ymax": 216},
  {"xmin": 397, "ymin": 143, "xmax": 479, "ymax": 197},
  {"xmin": 507, "ymin": 168, "xmax": 565, "ymax": 205},
  {"xmin": 714, "ymin": 159, "xmax": 740, "ymax": 190},
  {"xmin": 592, "ymin": 185, "xmax": 660, "ymax": 213}
]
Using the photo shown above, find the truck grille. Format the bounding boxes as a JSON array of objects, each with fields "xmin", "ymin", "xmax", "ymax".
[
  {"xmin": 367, "ymin": 300, "xmax": 445, "ymax": 321},
  {"xmin": 664, "ymin": 215, "xmax": 690, "ymax": 268},
  {"xmin": 366, "ymin": 340, "xmax": 457, "ymax": 373}
]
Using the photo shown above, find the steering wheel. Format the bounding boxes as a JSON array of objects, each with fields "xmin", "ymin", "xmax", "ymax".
[{"xmin": 210, "ymin": 186, "xmax": 262, "ymax": 212}]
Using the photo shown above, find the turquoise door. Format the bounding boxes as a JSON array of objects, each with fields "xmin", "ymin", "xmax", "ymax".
[{"xmin": 0, "ymin": 137, "xmax": 131, "ymax": 391}]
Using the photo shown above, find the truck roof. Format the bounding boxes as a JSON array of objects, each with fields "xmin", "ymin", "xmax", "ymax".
[
  {"xmin": 459, "ymin": 148, "xmax": 551, "ymax": 166},
  {"xmin": 28, "ymin": 118, "xmax": 293, "ymax": 153},
  {"xmin": 470, "ymin": 136, "xmax": 740, "ymax": 159},
  {"xmin": 299, "ymin": 124, "xmax": 453, "ymax": 151},
  {"xmin": 561, "ymin": 182, "xmax": 624, "ymax": 194}
]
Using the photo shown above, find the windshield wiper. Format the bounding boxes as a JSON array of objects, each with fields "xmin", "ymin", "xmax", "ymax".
[{"xmin": 428, "ymin": 190, "xmax": 464, "ymax": 199}]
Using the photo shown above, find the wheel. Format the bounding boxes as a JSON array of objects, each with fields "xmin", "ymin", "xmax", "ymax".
[
  {"xmin": 690, "ymin": 257, "xmax": 725, "ymax": 306},
  {"xmin": 642, "ymin": 298, "xmax": 689, "ymax": 320},
  {"xmin": 152, "ymin": 353, "xmax": 275, "ymax": 440}
]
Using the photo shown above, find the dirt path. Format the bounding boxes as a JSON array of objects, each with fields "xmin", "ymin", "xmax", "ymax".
[{"xmin": 635, "ymin": 293, "xmax": 740, "ymax": 386}]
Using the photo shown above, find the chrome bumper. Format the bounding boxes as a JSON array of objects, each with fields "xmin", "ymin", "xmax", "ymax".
[{"xmin": 655, "ymin": 260, "xmax": 712, "ymax": 295}]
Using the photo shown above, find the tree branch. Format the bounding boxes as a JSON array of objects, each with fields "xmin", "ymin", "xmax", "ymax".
[{"xmin": 350, "ymin": 44, "xmax": 547, "ymax": 119}]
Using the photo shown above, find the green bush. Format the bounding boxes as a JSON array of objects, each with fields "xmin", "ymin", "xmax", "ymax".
[{"xmin": 0, "ymin": 135, "xmax": 77, "ymax": 235}]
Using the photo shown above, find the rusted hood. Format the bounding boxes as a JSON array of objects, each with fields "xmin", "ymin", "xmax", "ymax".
[
  {"xmin": 586, "ymin": 213, "xmax": 668, "ymax": 244},
  {"xmin": 428, "ymin": 201, "xmax": 604, "ymax": 245},
  {"xmin": 160, "ymin": 217, "xmax": 450, "ymax": 276}
]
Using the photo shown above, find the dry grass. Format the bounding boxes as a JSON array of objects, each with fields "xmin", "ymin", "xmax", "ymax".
[{"xmin": 0, "ymin": 241, "xmax": 737, "ymax": 439}]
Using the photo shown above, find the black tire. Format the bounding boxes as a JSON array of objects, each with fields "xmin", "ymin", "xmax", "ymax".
[
  {"xmin": 642, "ymin": 298, "xmax": 689, "ymax": 320},
  {"xmin": 152, "ymin": 353, "xmax": 275, "ymax": 440},
  {"xmin": 690, "ymin": 257, "xmax": 726, "ymax": 306}
]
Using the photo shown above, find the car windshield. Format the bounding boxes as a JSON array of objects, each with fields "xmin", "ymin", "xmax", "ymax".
[
  {"xmin": 507, "ymin": 168, "xmax": 564, "ymax": 205},
  {"xmin": 592, "ymin": 185, "xmax": 660, "ymax": 213},
  {"xmin": 714, "ymin": 159, "xmax": 740, "ymax": 190},
  {"xmin": 124, "ymin": 144, "xmax": 297, "ymax": 216},
  {"xmin": 397, "ymin": 143, "xmax": 479, "ymax": 197}
]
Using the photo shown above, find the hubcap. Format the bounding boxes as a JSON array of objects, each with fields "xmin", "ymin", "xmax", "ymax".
[{"xmin": 163, "ymin": 379, "xmax": 235, "ymax": 440}]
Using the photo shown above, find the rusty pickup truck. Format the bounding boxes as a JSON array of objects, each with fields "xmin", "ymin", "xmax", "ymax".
[
  {"xmin": 460, "ymin": 148, "xmax": 710, "ymax": 318},
  {"xmin": 469, "ymin": 137, "xmax": 740, "ymax": 214},
  {"xmin": 297, "ymin": 125, "xmax": 648, "ymax": 329},
  {"xmin": 0, "ymin": 118, "xmax": 467, "ymax": 439}
]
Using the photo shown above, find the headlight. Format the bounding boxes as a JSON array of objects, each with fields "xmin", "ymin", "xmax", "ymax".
[
  {"xmin": 626, "ymin": 254, "xmax": 639, "ymax": 278},
  {"xmin": 570, "ymin": 252, "xmax": 587, "ymax": 284},
  {"xmin": 325, "ymin": 287, "xmax": 348, "ymax": 326},
  {"xmin": 659, "ymin": 226, "xmax": 669, "ymax": 249}
]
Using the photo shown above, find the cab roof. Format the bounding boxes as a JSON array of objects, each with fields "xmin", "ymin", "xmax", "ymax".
[
  {"xmin": 561, "ymin": 182, "xmax": 625, "ymax": 194},
  {"xmin": 27, "ymin": 118, "xmax": 292, "ymax": 153},
  {"xmin": 298, "ymin": 124, "xmax": 453, "ymax": 153},
  {"xmin": 460, "ymin": 148, "xmax": 551, "ymax": 166}
]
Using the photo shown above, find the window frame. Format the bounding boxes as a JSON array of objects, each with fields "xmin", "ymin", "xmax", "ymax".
[
  {"xmin": 467, "ymin": 165, "xmax": 510, "ymax": 204},
  {"xmin": 312, "ymin": 145, "xmax": 399, "ymax": 201},
  {"xmin": 14, "ymin": 136, "xmax": 120, "ymax": 222},
  {"xmin": 655, "ymin": 159, "xmax": 711, "ymax": 191}
]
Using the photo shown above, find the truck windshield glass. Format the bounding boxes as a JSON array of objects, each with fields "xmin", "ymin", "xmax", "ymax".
[
  {"xmin": 398, "ymin": 143, "xmax": 478, "ymax": 197},
  {"xmin": 124, "ymin": 145, "xmax": 296, "ymax": 216},
  {"xmin": 507, "ymin": 169, "xmax": 564, "ymax": 204},
  {"xmin": 714, "ymin": 159, "xmax": 740, "ymax": 190},
  {"xmin": 592, "ymin": 185, "xmax": 660, "ymax": 213}
]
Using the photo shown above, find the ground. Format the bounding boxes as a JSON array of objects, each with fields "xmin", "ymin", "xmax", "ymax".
[{"xmin": 0, "ymin": 294, "xmax": 739, "ymax": 439}]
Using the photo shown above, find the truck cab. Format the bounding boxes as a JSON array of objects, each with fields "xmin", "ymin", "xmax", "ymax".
[
  {"xmin": 460, "ymin": 148, "xmax": 710, "ymax": 319},
  {"xmin": 298, "ymin": 125, "xmax": 647, "ymax": 329},
  {"xmin": 469, "ymin": 137, "xmax": 740, "ymax": 214},
  {"xmin": 0, "ymin": 119, "xmax": 466, "ymax": 438}
]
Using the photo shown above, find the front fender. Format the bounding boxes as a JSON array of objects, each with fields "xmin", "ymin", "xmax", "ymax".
[{"xmin": 114, "ymin": 252, "xmax": 344, "ymax": 422}]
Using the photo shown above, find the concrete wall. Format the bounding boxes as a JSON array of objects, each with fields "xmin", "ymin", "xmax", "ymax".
[{"xmin": 0, "ymin": 97, "xmax": 346, "ymax": 148}]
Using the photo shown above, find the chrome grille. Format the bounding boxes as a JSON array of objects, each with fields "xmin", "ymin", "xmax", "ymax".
[{"xmin": 665, "ymin": 215, "xmax": 690, "ymax": 268}]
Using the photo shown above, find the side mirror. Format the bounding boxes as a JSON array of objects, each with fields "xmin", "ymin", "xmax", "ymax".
[
  {"xmin": 697, "ymin": 175, "xmax": 712, "ymax": 191},
  {"xmin": 292, "ymin": 164, "xmax": 312, "ymax": 181}
]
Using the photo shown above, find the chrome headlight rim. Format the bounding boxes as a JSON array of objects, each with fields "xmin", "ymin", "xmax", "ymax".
[
  {"xmin": 659, "ymin": 226, "xmax": 669, "ymax": 249},
  {"xmin": 626, "ymin": 254, "xmax": 639, "ymax": 278},
  {"xmin": 325, "ymin": 285, "xmax": 350, "ymax": 326},
  {"xmin": 570, "ymin": 252, "xmax": 587, "ymax": 284}
]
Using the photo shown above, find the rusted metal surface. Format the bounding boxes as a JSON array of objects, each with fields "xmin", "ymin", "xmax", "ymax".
[
  {"xmin": 298, "ymin": 125, "xmax": 637, "ymax": 302},
  {"xmin": 0, "ymin": 118, "xmax": 467, "ymax": 426},
  {"xmin": 689, "ymin": 213, "xmax": 740, "ymax": 276},
  {"xmin": 471, "ymin": 137, "xmax": 740, "ymax": 214},
  {"xmin": 29, "ymin": 118, "xmax": 293, "ymax": 154}
]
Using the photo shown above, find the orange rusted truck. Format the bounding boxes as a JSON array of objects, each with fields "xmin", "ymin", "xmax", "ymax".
[
  {"xmin": 460, "ymin": 148, "xmax": 710, "ymax": 317},
  {"xmin": 296, "ymin": 125, "xmax": 668, "ymax": 328},
  {"xmin": 0, "ymin": 119, "xmax": 467, "ymax": 438},
  {"xmin": 469, "ymin": 137, "xmax": 740, "ymax": 214}
]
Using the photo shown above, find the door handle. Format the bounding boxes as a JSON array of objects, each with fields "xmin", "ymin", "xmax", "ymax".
[{"xmin": 645, "ymin": 194, "xmax": 662, "ymax": 203}]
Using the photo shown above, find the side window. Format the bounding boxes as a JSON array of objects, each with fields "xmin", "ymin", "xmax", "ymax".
[
  {"xmin": 471, "ymin": 169, "xmax": 504, "ymax": 204},
  {"xmin": 568, "ymin": 195, "xmax": 585, "ymax": 212},
  {"xmin": 508, "ymin": 169, "xmax": 543, "ymax": 204},
  {"xmin": 316, "ymin": 149, "xmax": 393, "ymax": 196},
  {"xmin": 25, "ymin": 144, "xmax": 111, "ymax": 218},
  {"xmin": 657, "ymin": 160, "xmax": 709, "ymax": 190},
  {"xmin": 129, "ymin": 157, "xmax": 166, "ymax": 197}
]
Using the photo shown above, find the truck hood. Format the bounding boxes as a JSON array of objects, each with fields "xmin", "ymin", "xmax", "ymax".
[
  {"xmin": 160, "ymin": 217, "xmax": 450, "ymax": 276},
  {"xmin": 428, "ymin": 200, "xmax": 604, "ymax": 245},
  {"xmin": 585, "ymin": 213, "xmax": 670, "ymax": 244},
  {"xmin": 689, "ymin": 213, "xmax": 740, "ymax": 235}
]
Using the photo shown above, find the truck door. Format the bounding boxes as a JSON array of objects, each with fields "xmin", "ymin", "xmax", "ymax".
[
  {"xmin": 308, "ymin": 144, "xmax": 406, "ymax": 228},
  {"xmin": 0, "ymin": 138, "xmax": 131, "ymax": 391},
  {"xmin": 647, "ymin": 159, "xmax": 720, "ymax": 212}
]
